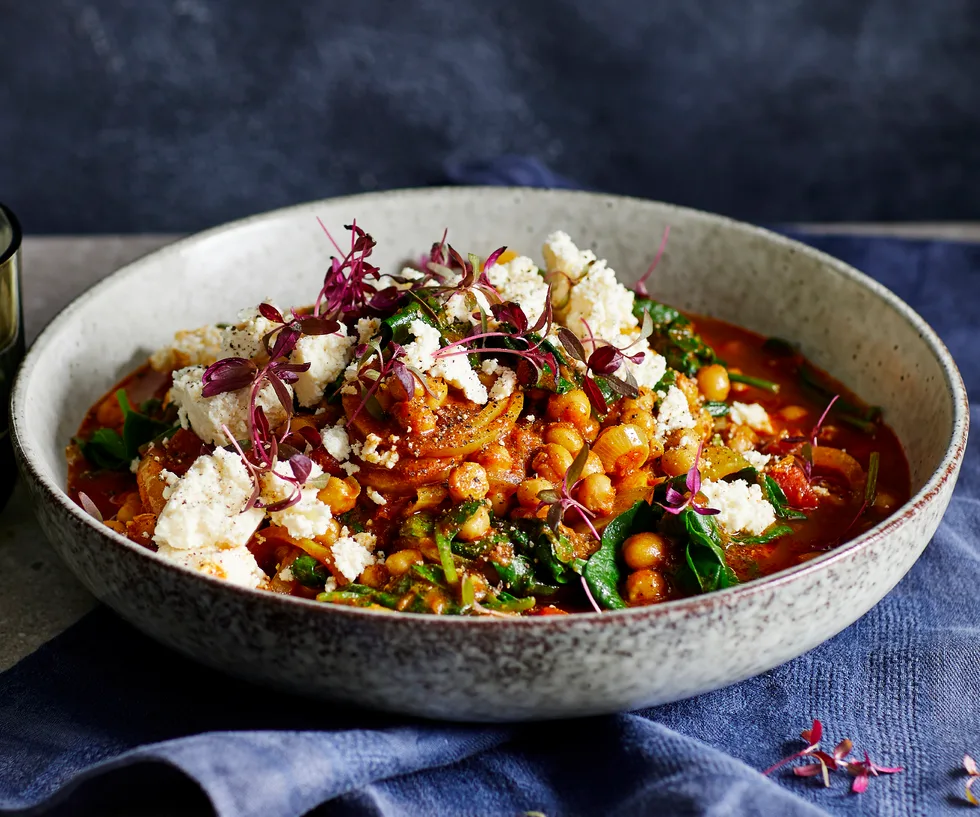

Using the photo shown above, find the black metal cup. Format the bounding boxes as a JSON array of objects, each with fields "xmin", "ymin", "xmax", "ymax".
[{"xmin": 0, "ymin": 204, "xmax": 24, "ymax": 511}]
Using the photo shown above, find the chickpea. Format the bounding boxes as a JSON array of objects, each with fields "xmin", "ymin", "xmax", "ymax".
[
  {"xmin": 581, "ymin": 450, "xmax": 604, "ymax": 477},
  {"xmin": 619, "ymin": 406, "xmax": 657, "ymax": 441},
  {"xmin": 623, "ymin": 532, "xmax": 667, "ymax": 570},
  {"xmin": 727, "ymin": 424, "xmax": 758, "ymax": 454},
  {"xmin": 675, "ymin": 372, "xmax": 702, "ymax": 413},
  {"xmin": 391, "ymin": 400, "xmax": 437, "ymax": 433},
  {"xmin": 487, "ymin": 485, "xmax": 516, "ymax": 517},
  {"xmin": 626, "ymin": 568, "xmax": 668, "ymax": 604},
  {"xmin": 543, "ymin": 422, "xmax": 585, "ymax": 455},
  {"xmin": 575, "ymin": 473, "xmax": 616, "ymax": 515},
  {"xmin": 780, "ymin": 405, "xmax": 809, "ymax": 422},
  {"xmin": 697, "ymin": 364, "xmax": 731, "ymax": 402},
  {"xmin": 359, "ymin": 563, "xmax": 390, "ymax": 588},
  {"xmin": 317, "ymin": 476, "xmax": 360, "ymax": 514},
  {"xmin": 470, "ymin": 442, "xmax": 512, "ymax": 476},
  {"xmin": 458, "ymin": 504, "xmax": 492, "ymax": 542},
  {"xmin": 616, "ymin": 469, "xmax": 653, "ymax": 492},
  {"xmin": 517, "ymin": 477, "xmax": 553, "ymax": 508},
  {"xmin": 104, "ymin": 519, "xmax": 126, "ymax": 534},
  {"xmin": 448, "ymin": 462, "xmax": 490, "ymax": 502},
  {"xmin": 661, "ymin": 437, "xmax": 699, "ymax": 477},
  {"xmin": 386, "ymin": 548, "xmax": 423, "ymax": 577},
  {"xmin": 546, "ymin": 389, "xmax": 592, "ymax": 428},
  {"xmin": 532, "ymin": 443, "xmax": 574, "ymax": 483},
  {"xmin": 621, "ymin": 389, "xmax": 655, "ymax": 413},
  {"xmin": 578, "ymin": 415, "xmax": 600, "ymax": 442},
  {"xmin": 115, "ymin": 492, "xmax": 143, "ymax": 523}
]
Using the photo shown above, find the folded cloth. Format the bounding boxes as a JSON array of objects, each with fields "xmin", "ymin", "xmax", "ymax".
[{"xmin": 2, "ymin": 159, "xmax": 977, "ymax": 817}]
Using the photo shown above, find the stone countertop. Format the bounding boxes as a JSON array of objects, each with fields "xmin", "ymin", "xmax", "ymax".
[{"xmin": 3, "ymin": 224, "xmax": 979, "ymax": 671}]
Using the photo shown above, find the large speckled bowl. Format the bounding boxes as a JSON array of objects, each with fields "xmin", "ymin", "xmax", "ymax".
[{"xmin": 11, "ymin": 188, "xmax": 969, "ymax": 721}]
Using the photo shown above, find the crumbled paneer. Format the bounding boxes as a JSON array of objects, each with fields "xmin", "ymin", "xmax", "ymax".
[
  {"xmin": 442, "ymin": 290, "xmax": 490, "ymax": 326},
  {"xmin": 564, "ymin": 258, "xmax": 639, "ymax": 343},
  {"xmin": 373, "ymin": 267, "xmax": 425, "ymax": 291},
  {"xmin": 699, "ymin": 479, "xmax": 777, "ymax": 537},
  {"xmin": 402, "ymin": 319, "xmax": 441, "ymax": 371},
  {"xmin": 278, "ymin": 565, "xmax": 294, "ymax": 582},
  {"xmin": 352, "ymin": 433, "xmax": 399, "ymax": 469},
  {"xmin": 542, "ymin": 230, "xmax": 597, "ymax": 281},
  {"xmin": 655, "ymin": 385, "xmax": 697, "ymax": 441},
  {"xmin": 150, "ymin": 324, "xmax": 224, "ymax": 373},
  {"xmin": 485, "ymin": 255, "xmax": 550, "ymax": 325},
  {"xmin": 153, "ymin": 447, "xmax": 265, "ymax": 551},
  {"xmin": 160, "ymin": 469, "xmax": 179, "ymax": 501},
  {"xmin": 289, "ymin": 329, "xmax": 356, "ymax": 408},
  {"xmin": 219, "ymin": 302, "xmax": 280, "ymax": 360},
  {"xmin": 169, "ymin": 365, "xmax": 289, "ymax": 446},
  {"xmin": 730, "ymin": 402, "xmax": 774, "ymax": 434},
  {"xmin": 129, "ymin": 457, "xmax": 140, "ymax": 474},
  {"xmin": 488, "ymin": 365, "xmax": 518, "ymax": 400},
  {"xmin": 321, "ymin": 424, "xmax": 352, "ymax": 463},
  {"xmin": 155, "ymin": 542, "xmax": 267, "ymax": 589},
  {"xmin": 623, "ymin": 341, "xmax": 668, "ymax": 390},
  {"xmin": 331, "ymin": 528, "xmax": 376, "ymax": 581},
  {"xmin": 261, "ymin": 460, "xmax": 333, "ymax": 540},
  {"xmin": 742, "ymin": 450, "xmax": 772, "ymax": 471},
  {"xmin": 356, "ymin": 317, "xmax": 381, "ymax": 344},
  {"xmin": 403, "ymin": 318, "xmax": 488, "ymax": 404},
  {"xmin": 366, "ymin": 487, "xmax": 386, "ymax": 505}
]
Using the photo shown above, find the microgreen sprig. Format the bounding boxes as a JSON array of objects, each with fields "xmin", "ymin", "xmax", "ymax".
[
  {"xmin": 964, "ymin": 754, "xmax": 980, "ymax": 805},
  {"xmin": 763, "ymin": 719, "xmax": 903, "ymax": 794},
  {"xmin": 536, "ymin": 444, "xmax": 601, "ymax": 541},
  {"xmin": 313, "ymin": 220, "xmax": 381, "ymax": 317},
  {"xmin": 658, "ymin": 441, "xmax": 719, "ymax": 517},
  {"xmin": 345, "ymin": 339, "xmax": 428, "ymax": 423},
  {"xmin": 634, "ymin": 224, "xmax": 671, "ymax": 299},
  {"xmin": 556, "ymin": 324, "xmax": 643, "ymax": 414}
]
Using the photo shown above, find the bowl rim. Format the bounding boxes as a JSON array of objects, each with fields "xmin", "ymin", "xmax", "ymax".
[{"xmin": 12, "ymin": 185, "xmax": 971, "ymax": 628}]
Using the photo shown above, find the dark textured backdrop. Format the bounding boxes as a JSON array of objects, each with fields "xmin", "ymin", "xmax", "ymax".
[{"xmin": 2, "ymin": 0, "xmax": 979, "ymax": 233}]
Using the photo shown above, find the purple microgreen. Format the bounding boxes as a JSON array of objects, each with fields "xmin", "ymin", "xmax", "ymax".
[
  {"xmin": 762, "ymin": 719, "xmax": 823, "ymax": 776},
  {"xmin": 202, "ymin": 357, "xmax": 259, "ymax": 397},
  {"xmin": 845, "ymin": 751, "xmax": 903, "ymax": 794},
  {"xmin": 491, "ymin": 301, "xmax": 529, "ymax": 334},
  {"xmin": 316, "ymin": 215, "xmax": 346, "ymax": 256},
  {"xmin": 295, "ymin": 314, "xmax": 342, "ymax": 336},
  {"xmin": 602, "ymin": 372, "xmax": 639, "ymax": 399},
  {"xmin": 483, "ymin": 245, "xmax": 507, "ymax": 271},
  {"xmin": 557, "ymin": 327, "xmax": 587, "ymax": 363},
  {"xmin": 634, "ymin": 224, "xmax": 671, "ymax": 298},
  {"xmin": 530, "ymin": 285, "xmax": 554, "ymax": 334},
  {"xmin": 313, "ymin": 220, "xmax": 381, "ymax": 317},
  {"xmin": 258, "ymin": 302, "xmax": 285, "ymax": 323},
  {"xmin": 582, "ymin": 376, "xmax": 607, "ymax": 416},
  {"xmin": 536, "ymin": 443, "xmax": 602, "ymax": 542},
  {"xmin": 581, "ymin": 575, "xmax": 603, "ymax": 613},
  {"xmin": 965, "ymin": 754, "xmax": 980, "ymax": 806},
  {"xmin": 221, "ymin": 424, "xmax": 263, "ymax": 511},
  {"xmin": 810, "ymin": 394, "xmax": 840, "ymax": 448},
  {"xmin": 77, "ymin": 491, "xmax": 103, "ymax": 522},
  {"xmin": 390, "ymin": 360, "xmax": 417, "ymax": 399},
  {"xmin": 268, "ymin": 324, "xmax": 301, "ymax": 362},
  {"xmin": 659, "ymin": 441, "xmax": 720, "ymax": 516},
  {"xmin": 288, "ymin": 452, "xmax": 313, "ymax": 484},
  {"xmin": 763, "ymin": 720, "xmax": 901, "ymax": 795},
  {"xmin": 588, "ymin": 344, "xmax": 623, "ymax": 376}
]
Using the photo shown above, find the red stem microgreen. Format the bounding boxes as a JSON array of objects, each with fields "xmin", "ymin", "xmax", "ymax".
[
  {"xmin": 658, "ymin": 441, "xmax": 719, "ymax": 516},
  {"xmin": 313, "ymin": 220, "xmax": 382, "ymax": 318},
  {"xmin": 964, "ymin": 754, "xmax": 979, "ymax": 806},
  {"xmin": 536, "ymin": 443, "xmax": 602, "ymax": 541},
  {"xmin": 556, "ymin": 325, "xmax": 640, "ymax": 414},
  {"xmin": 763, "ymin": 720, "xmax": 902, "ymax": 795},
  {"xmin": 634, "ymin": 225, "xmax": 671, "ymax": 298}
]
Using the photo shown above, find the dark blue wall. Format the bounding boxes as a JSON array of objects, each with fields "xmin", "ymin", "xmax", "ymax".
[{"xmin": 2, "ymin": 0, "xmax": 978, "ymax": 233}]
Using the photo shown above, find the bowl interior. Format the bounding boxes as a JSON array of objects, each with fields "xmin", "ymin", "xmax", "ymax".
[{"xmin": 19, "ymin": 188, "xmax": 956, "ymax": 534}]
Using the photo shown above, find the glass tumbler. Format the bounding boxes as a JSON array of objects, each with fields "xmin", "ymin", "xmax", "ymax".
[{"xmin": 0, "ymin": 204, "xmax": 23, "ymax": 510}]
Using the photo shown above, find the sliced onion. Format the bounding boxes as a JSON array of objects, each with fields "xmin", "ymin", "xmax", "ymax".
[{"xmin": 811, "ymin": 446, "xmax": 865, "ymax": 491}]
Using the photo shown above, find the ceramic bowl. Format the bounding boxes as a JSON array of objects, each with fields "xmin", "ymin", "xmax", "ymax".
[{"xmin": 11, "ymin": 188, "xmax": 969, "ymax": 721}]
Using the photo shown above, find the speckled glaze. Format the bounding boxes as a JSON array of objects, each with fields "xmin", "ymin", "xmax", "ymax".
[{"xmin": 11, "ymin": 188, "xmax": 969, "ymax": 722}]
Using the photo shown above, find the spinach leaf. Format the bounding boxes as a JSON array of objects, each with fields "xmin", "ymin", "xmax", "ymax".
[
  {"xmin": 434, "ymin": 501, "xmax": 484, "ymax": 584},
  {"xmin": 760, "ymin": 475, "xmax": 808, "ymax": 521},
  {"xmin": 633, "ymin": 298, "xmax": 716, "ymax": 377},
  {"xmin": 76, "ymin": 389, "xmax": 174, "ymax": 470},
  {"xmin": 493, "ymin": 553, "xmax": 559, "ymax": 597},
  {"xmin": 291, "ymin": 554, "xmax": 330, "ymax": 587},
  {"xmin": 482, "ymin": 591, "xmax": 536, "ymax": 614},
  {"xmin": 381, "ymin": 298, "xmax": 439, "ymax": 345},
  {"xmin": 583, "ymin": 500, "xmax": 659, "ymax": 610},
  {"xmin": 729, "ymin": 524, "xmax": 794, "ymax": 545},
  {"xmin": 682, "ymin": 509, "xmax": 739, "ymax": 593},
  {"xmin": 411, "ymin": 563, "xmax": 449, "ymax": 588},
  {"xmin": 318, "ymin": 584, "xmax": 401, "ymax": 609}
]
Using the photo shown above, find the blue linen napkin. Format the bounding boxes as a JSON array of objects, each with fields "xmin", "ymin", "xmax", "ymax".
[{"xmin": 2, "ymin": 159, "xmax": 977, "ymax": 817}]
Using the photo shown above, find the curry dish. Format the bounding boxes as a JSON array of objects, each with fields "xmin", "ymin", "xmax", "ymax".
[{"xmin": 67, "ymin": 228, "xmax": 910, "ymax": 615}]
